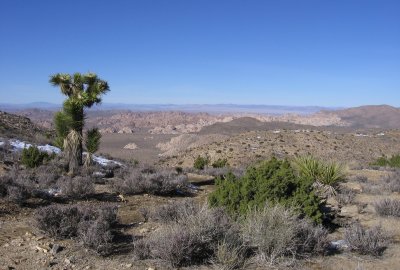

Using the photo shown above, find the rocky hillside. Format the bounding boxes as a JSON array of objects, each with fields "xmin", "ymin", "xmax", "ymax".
[
  {"xmin": 160, "ymin": 128, "xmax": 400, "ymax": 168},
  {"xmin": 0, "ymin": 111, "xmax": 51, "ymax": 141},
  {"xmin": 324, "ymin": 105, "xmax": 400, "ymax": 129},
  {"xmin": 90, "ymin": 111, "xmax": 234, "ymax": 134},
  {"xmin": 8, "ymin": 104, "xmax": 400, "ymax": 135}
]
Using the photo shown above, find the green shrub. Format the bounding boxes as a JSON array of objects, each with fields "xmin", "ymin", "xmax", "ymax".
[
  {"xmin": 193, "ymin": 155, "xmax": 209, "ymax": 170},
  {"xmin": 21, "ymin": 146, "xmax": 52, "ymax": 168},
  {"xmin": 371, "ymin": 155, "xmax": 400, "ymax": 168},
  {"xmin": 209, "ymin": 157, "xmax": 324, "ymax": 223},
  {"xmin": 212, "ymin": 158, "xmax": 228, "ymax": 168}
]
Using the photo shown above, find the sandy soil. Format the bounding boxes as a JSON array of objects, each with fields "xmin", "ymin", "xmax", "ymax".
[{"xmin": 98, "ymin": 130, "xmax": 175, "ymax": 164}]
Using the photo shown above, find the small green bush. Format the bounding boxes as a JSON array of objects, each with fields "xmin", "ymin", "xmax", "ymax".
[
  {"xmin": 193, "ymin": 155, "xmax": 209, "ymax": 170},
  {"xmin": 21, "ymin": 146, "xmax": 52, "ymax": 168},
  {"xmin": 212, "ymin": 158, "xmax": 228, "ymax": 168},
  {"xmin": 209, "ymin": 157, "xmax": 325, "ymax": 223},
  {"xmin": 371, "ymin": 155, "xmax": 400, "ymax": 168}
]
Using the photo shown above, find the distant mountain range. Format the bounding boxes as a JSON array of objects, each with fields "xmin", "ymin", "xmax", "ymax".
[
  {"xmin": 1, "ymin": 103, "xmax": 400, "ymax": 131},
  {"xmin": 0, "ymin": 102, "xmax": 340, "ymax": 115}
]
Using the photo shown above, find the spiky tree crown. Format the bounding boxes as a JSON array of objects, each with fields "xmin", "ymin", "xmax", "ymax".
[{"xmin": 49, "ymin": 72, "xmax": 110, "ymax": 107}]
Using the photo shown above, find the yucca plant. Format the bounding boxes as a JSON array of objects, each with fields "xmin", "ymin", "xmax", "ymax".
[
  {"xmin": 320, "ymin": 162, "xmax": 345, "ymax": 187},
  {"xmin": 293, "ymin": 156, "xmax": 321, "ymax": 180},
  {"xmin": 294, "ymin": 156, "xmax": 345, "ymax": 196}
]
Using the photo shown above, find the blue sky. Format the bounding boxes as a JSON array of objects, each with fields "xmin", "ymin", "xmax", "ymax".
[{"xmin": 0, "ymin": 0, "xmax": 399, "ymax": 107}]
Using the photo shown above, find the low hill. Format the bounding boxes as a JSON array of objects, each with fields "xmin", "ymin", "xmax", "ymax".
[
  {"xmin": 0, "ymin": 111, "xmax": 51, "ymax": 141},
  {"xmin": 327, "ymin": 105, "xmax": 400, "ymax": 129}
]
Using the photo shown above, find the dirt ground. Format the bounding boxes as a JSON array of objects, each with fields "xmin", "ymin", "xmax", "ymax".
[
  {"xmin": 1, "ymin": 170, "xmax": 400, "ymax": 270},
  {"xmin": 98, "ymin": 130, "xmax": 175, "ymax": 164},
  {"xmin": 0, "ymin": 175, "xmax": 216, "ymax": 270}
]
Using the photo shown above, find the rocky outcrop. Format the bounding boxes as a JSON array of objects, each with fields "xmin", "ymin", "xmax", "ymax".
[
  {"xmin": 123, "ymin": 143, "xmax": 138, "ymax": 150},
  {"xmin": 117, "ymin": 127, "xmax": 134, "ymax": 134},
  {"xmin": 0, "ymin": 111, "xmax": 51, "ymax": 141}
]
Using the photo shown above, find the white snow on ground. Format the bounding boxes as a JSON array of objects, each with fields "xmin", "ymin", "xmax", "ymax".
[
  {"xmin": 2, "ymin": 139, "xmax": 122, "ymax": 167},
  {"xmin": 38, "ymin": 144, "xmax": 62, "ymax": 154},
  {"xmin": 9, "ymin": 140, "xmax": 32, "ymax": 150},
  {"xmin": 91, "ymin": 154, "xmax": 123, "ymax": 167},
  {"xmin": 8, "ymin": 139, "xmax": 62, "ymax": 154}
]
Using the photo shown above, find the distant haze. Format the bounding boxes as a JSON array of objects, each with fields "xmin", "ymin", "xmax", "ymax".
[{"xmin": 0, "ymin": 102, "xmax": 342, "ymax": 115}]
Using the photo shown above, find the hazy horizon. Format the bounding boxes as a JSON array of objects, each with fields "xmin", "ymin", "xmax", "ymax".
[{"xmin": 0, "ymin": 1, "xmax": 399, "ymax": 107}]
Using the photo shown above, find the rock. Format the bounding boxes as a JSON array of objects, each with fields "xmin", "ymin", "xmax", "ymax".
[
  {"xmin": 25, "ymin": 232, "xmax": 34, "ymax": 237},
  {"xmin": 118, "ymin": 127, "xmax": 134, "ymax": 134},
  {"xmin": 340, "ymin": 205, "xmax": 359, "ymax": 215},
  {"xmin": 123, "ymin": 143, "xmax": 138, "ymax": 150},
  {"xmin": 50, "ymin": 244, "xmax": 62, "ymax": 255},
  {"xmin": 36, "ymin": 245, "xmax": 49, "ymax": 253},
  {"xmin": 139, "ymin": 228, "xmax": 149, "ymax": 234},
  {"xmin": 344, "ymin": 182, "xmax": 363, "ymax": 193}
]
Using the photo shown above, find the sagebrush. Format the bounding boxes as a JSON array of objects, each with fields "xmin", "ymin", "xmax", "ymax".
[
  {"xmin": 374, "ymin": 199, "xmax": 400, "ymax": 217},
  {"xmin": 35, "ymin": 204, "xmax": 117, "ymax": 255},
  {"xmin": 344, "ymin": 223, "xmax": 390, "ymax": 256}
]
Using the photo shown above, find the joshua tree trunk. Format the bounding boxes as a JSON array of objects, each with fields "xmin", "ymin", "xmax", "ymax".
[
  {"xmin": 77, "ymin": 106, "xmax": 84, "ymax": 166},
  {"xmin": 64, "ymin": 130, "xmax": 81, "ymax": 175}
]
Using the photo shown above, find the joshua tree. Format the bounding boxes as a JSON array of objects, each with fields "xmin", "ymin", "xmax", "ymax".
[{"xmin": 50, "ymin": 72, "xmax": 109, "ymax": 174}]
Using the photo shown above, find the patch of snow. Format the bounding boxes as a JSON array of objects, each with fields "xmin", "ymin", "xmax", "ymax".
[
  {"xmin": 0, "ymin": 141, "xmax": 4, "ymax": 146},
  {"xmin": 330, "ymin": 240, "xmax": 348, "ymax": 250},
  {"xmin": 9, "ymin": 139, "xmax": 32, "ymax": 150},
  {"xmin": 6, "ymin": 138, "xmax": 123, "ymax": 167},
  {"xmin": 92, "ymin": 155, "xmax": 123, "ymax": 167},
  {"xmin": 272, "ymin": 130, "xmax": 280, "ymax": 134},
  {"xmin": 38, "ymin": 144, "xmax": 61, "ymax": 154},
  {"xmin": 8, "ymin": 139, "xmax": 61, "ymax": 154},
  {"xmin": 376, "ymin": 132, "xmax": 385, "ymax": 136}
]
